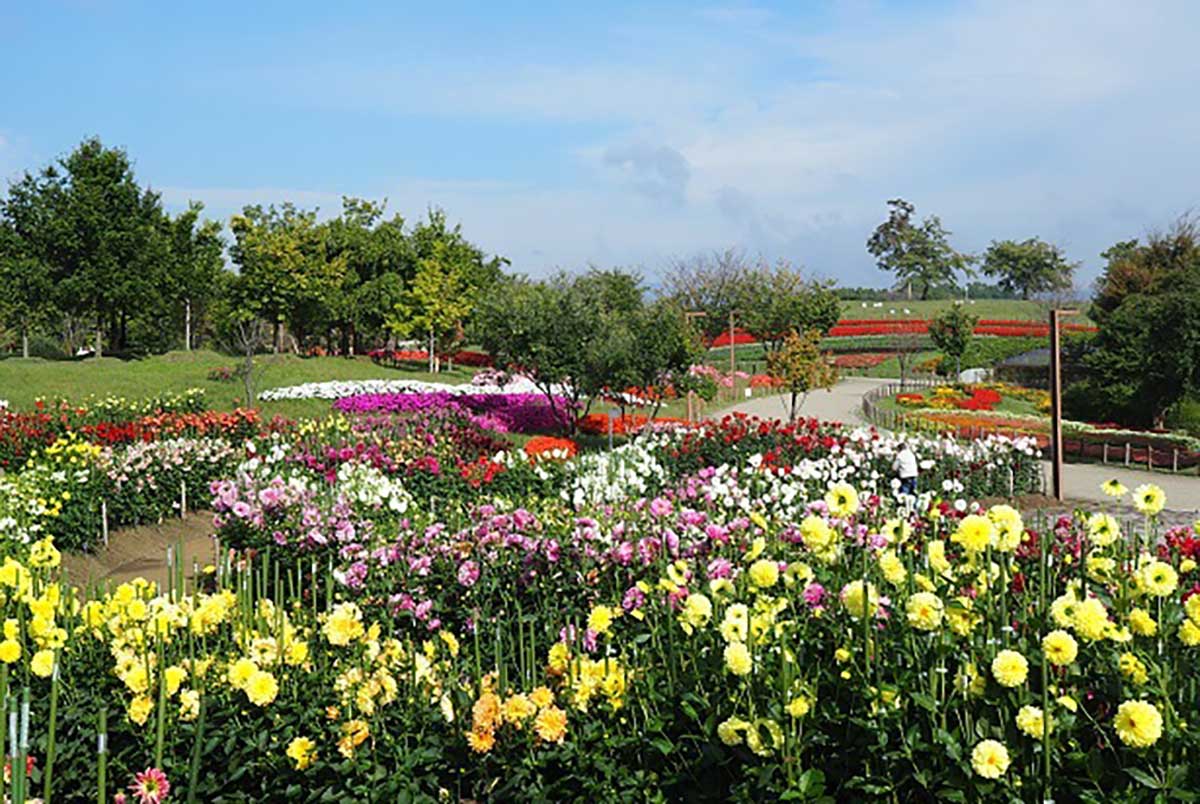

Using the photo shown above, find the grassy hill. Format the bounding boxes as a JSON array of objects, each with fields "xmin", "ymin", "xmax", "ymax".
[
  {"xmin": 0, "ymin": 350, "xmax": 477, "ymax": 419},
  {"xmin": 838, "ymin": 298, "xmax": 1090, "ymax": 321}
]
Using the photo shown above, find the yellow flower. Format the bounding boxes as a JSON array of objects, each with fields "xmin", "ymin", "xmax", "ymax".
[
  {"xmin": 905, "ymin": 592, "xmax": 944, "ymax": 631},
  {"xmin": 800, "ymin": 516, "xmax": 838, "ymax": 562},
  {"xmin": 1179, "ymin": 620, "xmax": 1200, "ymax": 646},
  {"xmin": 547, "ymin": 642, "xmax": 571, "ymax": 674},
  {"xmin": 840, "ymin": 580, "xmax": 878, "ymax": 620},
  {"xmin": 881, "ymin": 518, "xmax": 911, "ymax": 545},
  {"xmin": 717, "ymin": 716, "xmax": 750, "ymax": 745},
  {"xmin": 128, "ymin": 693, "xmax": 154, "ymax": 726},
  {"xmin": 227, "ymin": 657, "xmax": 258, "ymax": 690},
  {"xmin": 824, "ymin": 483, "xmax": 859, "ymax": 518},
  {"xmin": 178, "ymin": 689, "xmax": 200, "ymax": 722},
  {"xmin": 945, "ymin": 597, "xmax": 980, "ymax": 637},
  {"xmin": 1086, "ymin": 512, "xmax": 1120, "ymax": 546},
  {"xmin": 988, "ymin": 505, "xmax": 1024, "ymax": 551},
  {"xmin": 748, "ymin": 559, "xmax": 779, "ymax": 589},
  {"xmin": 1101, "ymin": 478, "xmax": 1128, "ymax": 497},
  {"xmin": 322, "ymin": 602, "xmax": 365, "ymax": 646},
  {"xmin": 587, "ymin": 605, "xmax": 615, "ymax": 635},
  {"xmin": 1186, "ymin": 594, "xmax": 1200, "ymax": 626},
  {"xmin": 337, "ymin": 719, "xmax": 370, "ymax": 759},
  {"xmin": 1057, "ymin": 695, "xmax": 1078, "ymax": 712},
  {"xmin": 1132, "ymin": 484, "xmax": 1165, "ymax": 516},
  {"xmin": 472, "ymin": 691, "xmax": 501, "ymax": 731},
  {"xmin": 955, "ymin": 662, "xmax": 986, "ymax": 698},
  {"xmin": 0, "ymin": 640, "xmax": 20, "ymax": 664},
  {"xmin": 1114, "ymin": 700, "xmax": 1163, "ymax": 748},
  {"xmin": 878, "ymin": 550, "xmax": 908, "ymax": 587},
  {"xmin": 787, "ymin": 695, "xmax": 812, "ymax": 718},
  {"xmin": 245, "ymin": 670, "xmax": 279, "ymax": 706},
  {"xmin": 286, "ymin": 736, "xmax": 317, "ymax": 770},
  {"xmin": 951, "ymin": 515, "xmax": 994, "ymax": 554},
  {"xmin": 465, "ymin": 727, "xmax": 495, "ymax": 754},
  {"xmin": 679, "ymin": 593, "xmax": 713, "ymax": 633},
  {"xmin": 834, "ymin": 648, "xmax": 851, "ymax": 663},
  {"xmin": 1016, "ymin": 705, "xmax": 1052, "ymax": 738},
  {"xmin": 719, "ymin": 604, "xmax": 749, "ymax": 643},
  {"xmin": 1073, "ymin": 597, "xmax": 1110, "ymax": 642},
  {"xmin": 1139, "ymin": 560, "xmax": 1178, "ymax": 597},
  {"xmin": 439, "ymin": 630, "xmax": 460, "ymax": 657},
  {"xmin": 928, "ymin": 540, "xmax": 952, "ymax": 576},
  {"xmin": 1119, "ymin": 652, "xmax": 1149, "ymax": 685},
  {"xmin": 1042, "ymin": 629, "xmax": 1078, "ymax": 667},
  {"xmin": 533, "ymin": 705, "xmax": 568, "ymax": 743},
  {"xmin": 529, "ymin": 686, "xmax": 555, "ymax": 709},
  {"xmin": 30, "ymin": 649, "xmax": 55, "ymax": 678},
  {"xmin": 724, "ymin": 641, "xmax": 753, "ymax": 676},
  {"xmin": 991, "ymin": 649, "xmax": 1028, "ymax": 688},
  {"xmin": 970, "ymin": 739, "xmax": 1011, "ymax": 779},
  {"xmin": 164, "ymin": 665, "xmax": 188, "ymax": 697},
  {"xmin": 1128, "ymin": 608, "xmax": 1158, "ymax": 637}
]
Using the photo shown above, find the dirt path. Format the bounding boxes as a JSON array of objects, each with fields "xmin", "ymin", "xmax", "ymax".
[{"xmin": 61, "ymin": 512, "xmax": 219, "ymax": 590}]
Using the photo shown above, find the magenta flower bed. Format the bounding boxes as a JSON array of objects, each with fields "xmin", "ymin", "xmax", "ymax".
[{"xmin": 332, "ymin": 392, "xmax": 572, "ymax": 434}]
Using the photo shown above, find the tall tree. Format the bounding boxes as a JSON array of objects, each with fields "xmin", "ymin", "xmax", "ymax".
[
  {"xmin": 867, "ymin": 198, "xmax": 973, "ymax": 300},
  {"xmin": 228, "ymin": 203, "xmax": 346, "ymax": 352},
  {"xmin": 0, "ymin": 222, "xmax": 56, "ymax": 357},
  {"xmin": 738, "ymin": 263, "xmax": 841, "ymax": 355},
  {"xmin": 1069, "ymin": 219, "xmax": 1200, "ymax": 427},
  {"xmin": 388, "ymin": 241, "xmax": 475, "ymax": 372},
  {"xmin": 163, "ymin": 202, "xmax": 225, "ymax": 351},
  {"xmin": 662, "ymin": 247, "xmax": 752, "ymax": 341},
  {"xmin": 2, "ymin": 137, "xmax": 169, "ymax": 354},
  {"xmin": 980, "ymin": 238, "xmax": 1077, "ymax": 300}
]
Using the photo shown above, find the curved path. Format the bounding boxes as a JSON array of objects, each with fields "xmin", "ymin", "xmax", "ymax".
[{"xmin": 717, "ymin": 379, "xmax": 1200, "ymax": 523}]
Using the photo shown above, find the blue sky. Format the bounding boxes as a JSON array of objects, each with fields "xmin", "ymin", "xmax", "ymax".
[{"xmin": 2, "ymin": 1, "xmax": 1197, "ymax": 287}]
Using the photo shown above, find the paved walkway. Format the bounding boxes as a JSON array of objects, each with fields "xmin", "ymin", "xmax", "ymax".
[{"xmin": 716, "ymin": 379, "xmax": 1200, "ymax": 522}]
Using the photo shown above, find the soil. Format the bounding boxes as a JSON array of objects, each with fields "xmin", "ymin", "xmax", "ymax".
[{"xmin": 60, "ymin": 511, "xmax": 219, "ymax": 590}]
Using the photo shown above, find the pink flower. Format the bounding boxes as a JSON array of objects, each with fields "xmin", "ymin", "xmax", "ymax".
[
  {"xmin": 802, "ymin": 583, "xmax": 826, "ymax": 607},
  {"xmin": 649, "ymin": 497, "xmax": 673, "ymax": 518},
  {"xmin": 130, "ymin": 767, "xmax": 170, "ymax": 804},
  {"xmin": 457, "ymin": 560, "xmax": 480, "ymax": 587}
]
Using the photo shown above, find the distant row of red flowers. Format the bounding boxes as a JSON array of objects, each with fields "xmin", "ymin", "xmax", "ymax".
[{"xmin": 709, "ymin": 319, "xmax": 1096, "ymax": 346}]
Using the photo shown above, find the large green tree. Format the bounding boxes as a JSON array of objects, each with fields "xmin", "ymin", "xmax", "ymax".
[
  {"xmin": 1067, "ymin": 219, "xmax": 1200, "ymax": 427},
  {"xmin": 0, "ymin": 221, "xmax": 56, "ymax": 357},
  {"xmin": 163, "ymin": 202, "xmax": 225, "ymax": 351},
  {"xmin": 738, "ymin": 263, "xmax": 841, "ymax": 355},
  {"xmin": 867, "ymin": 198, "xmax": 973, "ymax": 300},
  {"xmin": 980, "ymin": 238, "xmax": 1077, "ymax": 299},
  {"xmin": 1, "ymin": 137, "xmax": 170, "ymax": 354},
  {"xmin": 388, "ymin": 241, "xmax": 475, "ymax": 372},
  {"xmin": 228, "ymin": 203, "xmax": 347, "ymax": 352}
]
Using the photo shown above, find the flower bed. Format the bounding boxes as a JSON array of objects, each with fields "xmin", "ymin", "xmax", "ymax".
[
  {"xmin": 259, "ymin": 375, "xmax": 566, "ymax": 402},
  {"xmin": 332, "ymin": 391, "xmax": 572, "ymax": 434},
  {"xmin": 367, "ymin": 348, "xmax": 493, "ymax": 367},
  {"xmin": 0, "ymin": 457, "xmax": 1192, "ymax": 799}
]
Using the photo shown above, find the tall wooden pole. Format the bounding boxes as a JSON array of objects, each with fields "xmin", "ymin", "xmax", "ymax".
[{"xmin": 1049, "ymin": 309, "xmax": 1077, "ymax": 501}]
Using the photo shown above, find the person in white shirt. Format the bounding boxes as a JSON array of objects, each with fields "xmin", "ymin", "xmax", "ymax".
[{"xmin": 894, "ymin": 442, "xmax": 919, "ymax": 496}]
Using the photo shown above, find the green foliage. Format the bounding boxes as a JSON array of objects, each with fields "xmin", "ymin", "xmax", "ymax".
[
  {"xmin": 388, "ymin": 241, "xmax": 476, "ymax": 368},
  {"xmin": 980, "ymin": 238, "xmax": 1077, "ymax": 300},
  {"xmin": 866, "ymin": 199, "xmax": 974, "ymax": 300},
  {"xmin": 928, "ymin": 303, "xmax": 978, "ymax": 375},
  {"xmin": 739, "ymin": 265, "xmax": 841, "ymax": 354},
  {"xmin": 765, "ymin": 329, "xmax": 839, "ymax": 421},
  {"xmin": 1071, "ymin": 219, "xmax": 1200, "ymax": 427}
]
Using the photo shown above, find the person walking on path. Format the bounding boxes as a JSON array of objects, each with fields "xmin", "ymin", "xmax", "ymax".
[{"xmin": 895, "ymin": 441, "xmax": 919, "ymax": 496}]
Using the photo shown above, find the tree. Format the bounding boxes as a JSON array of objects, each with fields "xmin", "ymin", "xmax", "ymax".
[
  {"xmin": 0, "ymin": 222, "xmax": 56, "ymax": 358},
  {"xmin": 228, "ymin": 204, "xmax": 347, "ymax": 352},
  {"xmin": 867, "ymin": 199, "xmax": 973, "ymax": 300},
  {"xmin": 662, "ymin": 248, "xmax": 752, "ymax": 341},
  {"xmin": 388, "ymin": 241, "xmax": 475, "ymax": 372},
  {"xmin": 162, "ymin": 202, "xmax": 224, "ymax": 351},
  {"xmin": 980, "ymin": 238, "xmax": 1077, "ymax": 300},
  {"xmin": 765, "ymin": 329, "xmax": 839, "ymax": 422},
  {"xmin": 1, "ymin": 137, "xmax": 170, "ymax": 355},
  {"xmin": 474, "ymin": 274, "xmax": 598, "ymax": 432},
  {"xmin": 1068, "ymin": 219, "xmax": 1200, "ymax": 428},
  {"xmin": 738, "ymin": 263, "xmax": 841, "ymax": 355},
  {"xmin": 928, "ymin": 303, "xmax": 978, "ymax": 377}
]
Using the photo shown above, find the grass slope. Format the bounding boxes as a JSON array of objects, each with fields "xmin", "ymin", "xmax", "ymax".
[
  {"xmin": 838, "ymin": 298, "xmax": 1088, "ymax": 321},
  {"xmin": 0, "ymin": 350, "xmax": 477, "ymax": 419}
]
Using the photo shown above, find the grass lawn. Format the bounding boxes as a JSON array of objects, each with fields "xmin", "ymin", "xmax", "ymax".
[{"xmin": 0, "ymin": 350, "xmax": 478, "ymax": 420}]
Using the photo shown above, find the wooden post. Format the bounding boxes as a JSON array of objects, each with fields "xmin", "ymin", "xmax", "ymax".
[
  {"xmin": 1147, "ymin": 447, "xmax": 1152, "ymax": 471},
  {"xmin": 1125, "ymin": 443, "xmax": 1131, "ymax": 466},
  {"xmin": 1173, "ymin": 448, "xmax": 1178, "ymax": 473},
  {"xmin": 101, "ymin": 500, "xmax": 109, "ymax": 547},
  {"xmin": 1049, "ymin": 308, "xmax": 1076, "ymax": 501},
  {"xmin": 1103, "ymin": 443, "xmax": 1108, "ymax": 464}
]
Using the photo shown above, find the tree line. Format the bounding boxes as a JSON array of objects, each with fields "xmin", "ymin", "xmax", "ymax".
[{"xmin": 0, "ymin": 138, "xmax": 504, "ymax": 359}]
